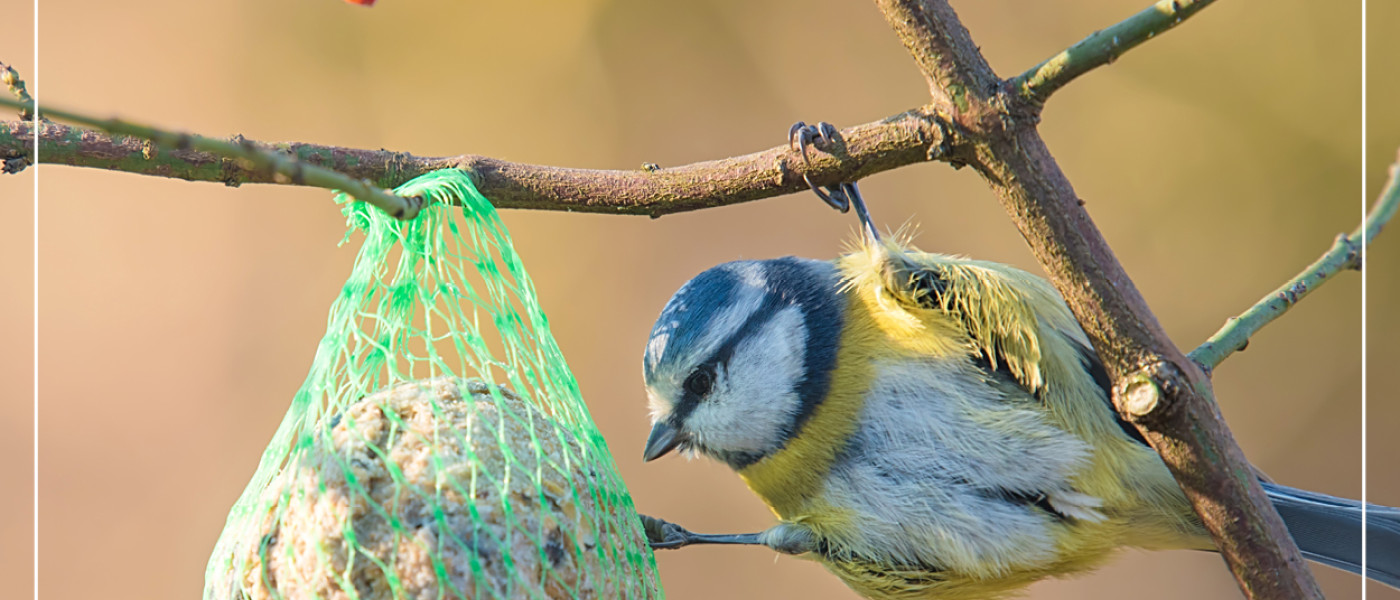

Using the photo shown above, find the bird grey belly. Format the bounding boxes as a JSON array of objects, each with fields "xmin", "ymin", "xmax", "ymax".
[{"xmin": 817, "ymin": 358, "xmax": 1099, "ymax": 576}]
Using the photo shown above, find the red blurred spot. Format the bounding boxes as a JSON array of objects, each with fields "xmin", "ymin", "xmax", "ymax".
[{"xmin": 344, "ymin": 0, "xmax": 376, "ymax": 5}]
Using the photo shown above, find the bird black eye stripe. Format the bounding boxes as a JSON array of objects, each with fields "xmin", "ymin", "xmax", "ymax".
[{"xmin": 684, "ymin": 366, "xmax": 715, "ymax": 397}]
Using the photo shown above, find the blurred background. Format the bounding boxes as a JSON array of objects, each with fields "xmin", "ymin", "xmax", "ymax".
[
  {"xmin": 2, "ymin": 2, "xmax": 35, "ymax": 599},
  {"xmin": 10, "ymin": 0, "xmax": 1395, "ymax": 598}
]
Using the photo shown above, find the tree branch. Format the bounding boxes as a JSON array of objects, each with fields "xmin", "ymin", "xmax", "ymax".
[
  {"xmin": 1191, "ymin": 156, "xmax": 1400, "ymax": 370},
  {"xmin": 870, "ymin": 0, "xmax": 1000, "ymax": 117},
  {"xmin": 0, "ymin": 2, "xmax": 1353, "ymax": 593},
  {"xmin": 871, "ymin": 1, "xmax": 1320, "ymax": 598},
  {"xmin": 0, "ymin": 97, "xmax": 426, "ymax": 219},
  {"xmin": 1011, "ymin": 0, "xmax": 1218, "ymax": 106},
  {"xmin": 1, "ymin": 63, "xmax": 34, "ymax": 175},
  {"xmin": 0, "ymin": 107, "xmax": 949, "ymax": 217}
]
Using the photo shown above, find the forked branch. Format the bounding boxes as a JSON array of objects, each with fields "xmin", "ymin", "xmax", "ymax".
[
  {"xmin": 1, "ymin": 3, "xmax": 1374, "ymax": 595},
  {"xmin": 869, "ymin": 1, "xmax": 1319, "ymax": 598}
]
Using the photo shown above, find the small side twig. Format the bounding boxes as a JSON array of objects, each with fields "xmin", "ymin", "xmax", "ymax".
[
  {"xmin": 0, "ymin": 62, "xmax": 34, "ymax": 121},
  {"xmin": 0, "ymin": 96, "xmax": 423, "ymax": 220},
  {"xmin": 1191, "ymin": 155, "xmax": 1400, "ymax": 369},
  {"xmin": 1011, "ymin": 0, "xmax": 1217, "ymax": 106}
]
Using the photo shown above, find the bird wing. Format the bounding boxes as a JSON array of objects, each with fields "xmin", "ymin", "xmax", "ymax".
[
  {"xmin": 848, "ymin": 239, "xmax": 1071, "ymax": 393},
  {"xmin": 840, "ymin": 237, "xmax": 1154, "ymax": 447}
]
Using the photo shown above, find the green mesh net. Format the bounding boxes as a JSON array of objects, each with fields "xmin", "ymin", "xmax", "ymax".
[{"xmin": 204, "ymin": 170, "xmax": 661, "ymax": 600}]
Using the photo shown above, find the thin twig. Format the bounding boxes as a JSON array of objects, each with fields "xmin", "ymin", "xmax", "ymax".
[
  {"xmin": 0, "ymin": 62, "xmax": 34, "ymax": 121},
  {"xmin": 1011, "ymin": 0, "xmax": 1218, "ymax": 106},
  {"xmin": 0, "ymin": 107, "xmax": 950, "ymax": 217},
  {"xmin": 0, "ymin": 96, "xmax": 424, "ymax": 220},
  {"xmin": 871, "ymin": 1, "xmax": 1321, "ymax": 598},
  {"xmin": 1191, "ymin": 157, "xmax": 1400, "ymax": 369}
]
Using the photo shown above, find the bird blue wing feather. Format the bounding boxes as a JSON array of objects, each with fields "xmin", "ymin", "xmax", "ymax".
[{"xmin": 1264, "ymin": 481, "xmax": 1400, "ymax": 589}]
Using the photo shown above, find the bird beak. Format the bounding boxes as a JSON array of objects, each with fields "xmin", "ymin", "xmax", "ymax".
[{"xmin": 643, "ymin": 421, "xmax": 687, "ymax": 462}]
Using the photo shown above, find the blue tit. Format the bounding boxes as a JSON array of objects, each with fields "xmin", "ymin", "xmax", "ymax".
[{"xmin": 637, "ymin": 134, "xmax": 1400, "ymax": 599}]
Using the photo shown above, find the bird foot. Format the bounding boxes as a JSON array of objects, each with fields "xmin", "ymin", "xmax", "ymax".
[
  {"xmin": 787, "ymin": 121, "xmax": 855, "ymax": 213},
  {"xmin": 639, "ymin": 514, "xmax": 764, "ymax": 551}
]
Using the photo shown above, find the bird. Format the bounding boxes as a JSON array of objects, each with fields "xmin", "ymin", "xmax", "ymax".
[{"xmin": 635, "ymin": 122, "xmax": 1400, "ymax": 599}]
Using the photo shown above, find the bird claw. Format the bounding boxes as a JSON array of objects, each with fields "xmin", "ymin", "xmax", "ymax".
[
  {"xmin": 788, "ymin": 121, "xmax": 851, "ymax": 212},
  {"xmin": 788, "ymin": 121, "xmax": 807, "ymax": 152},
  {"xmin": 789, "ymin": 120, "xmax": 838, "ymax": 157},
  {"xmin": 814, "ymin": 182, "xmax": 856, "ymax": 213},
  {"xmin": 786, "ymin": 120, "xmax": 881, "ymax": 241},
  {"xmin": 640, "ymin": 514, "xmax": 691, "ymax": 550}
]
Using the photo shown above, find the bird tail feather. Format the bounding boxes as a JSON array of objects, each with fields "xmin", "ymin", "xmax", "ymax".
[{"xmin": 1264, "ymin": 481, "xmax": 1400, "ymax": 589}]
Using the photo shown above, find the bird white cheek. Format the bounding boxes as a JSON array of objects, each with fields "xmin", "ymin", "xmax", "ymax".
[
  {"xmin": 645, "ymin": 388, "xmax": 673, "ymax": 424},
  {"xmin": 687, "ymin": 309, "xmax": 807, "ymax": 456}
]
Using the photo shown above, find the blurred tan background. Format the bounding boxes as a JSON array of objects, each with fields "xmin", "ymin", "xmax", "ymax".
[
  {"xmin": 15, "ymin": 0, "xmax": 1396, "ymax": 598},
  {"xmin": 1, "ymin": 1, "xmax": 35, "ymax": 598}
]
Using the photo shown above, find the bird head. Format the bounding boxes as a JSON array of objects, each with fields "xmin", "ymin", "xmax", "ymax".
[{"xmin": 641, "ymin": 257, "xmax": 843, "ymax": 470}]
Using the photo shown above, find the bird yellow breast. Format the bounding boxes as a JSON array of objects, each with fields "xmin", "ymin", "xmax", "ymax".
[{"xmin": 736, "ymin": 272, "xmax": 969, "ymax": 519}]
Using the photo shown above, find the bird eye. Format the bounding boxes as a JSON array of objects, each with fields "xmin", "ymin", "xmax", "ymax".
[{"xmin": 684, "ymin": 367, "xmax": 714, "ymax": 398}]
